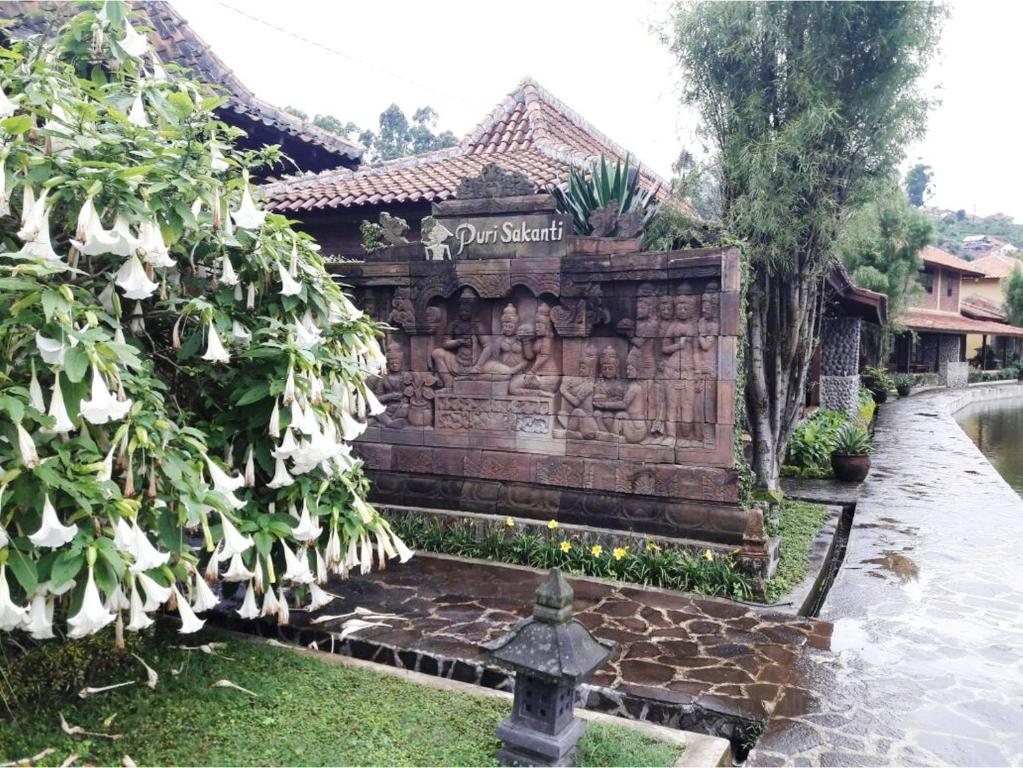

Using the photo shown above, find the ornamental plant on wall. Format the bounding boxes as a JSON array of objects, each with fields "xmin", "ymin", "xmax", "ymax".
[{"xmin": 0, "ymin": 1, "xmax": 409, "ymax": 643}]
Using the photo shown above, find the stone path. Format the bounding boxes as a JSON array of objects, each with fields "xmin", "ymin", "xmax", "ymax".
[
  {"xmin": 221, "ymin": 555, "xmax": 828, "ymax": 746},
  {"xmin": 752, "ymin": 386, "xmax": 1023, "ymax": 766}
]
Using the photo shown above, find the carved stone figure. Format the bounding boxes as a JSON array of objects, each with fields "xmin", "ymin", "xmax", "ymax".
[
  {"xmin": 593, "ymin": 345, "xmax": 627, "ymax": 434},
  {"xmin": 421, "ymin": 216, "xmax": 454, "ymax": 261},
  {"xmin": 388, "ymin": 292, "xmax": 415, "ymax": 331},
  {"xmin": 611, "ymin": 347, "xmax": 651, "ymax": 444},
  {"xmin": 430, "ymin": 288, "xmax": 485, "ymax": 389},
  {"xmin": 659, "ymin": 294, "xmax": 697, "ymax": 439},
  {"xmin": 457, "ymin": 163, "xmax": 536, "ymax": 199},
  {"xmin": 588, "ymin": 201, "xmax": 619, "ymax": 237},
  {"xmin": 516, "ymin": 303, "xmax": 561, "ymax": 396},
  {"xmin": 617, "ymin": 209, "xmax": 644, "ymax": 239},
  {"xmin": 477, "ymin": 304, "xmax": 530, "ymax": 382},
  {"xmin": 557, "ymin": 344, "xmax": 599, "ymax": 440},
  {"xmin": 693, "ymin": 287, "xmax": 720, "ymax": 428},
  {"xmin": 404, "ymin": 371, "xmax": 438, "ymax": 427},
  {"xmin": 379, "ymin": 212, "xmax": 410, "ymax": 246},
  {"xmin": 371, "ymin": 341, "xmax": 412, "ymax": 428}
]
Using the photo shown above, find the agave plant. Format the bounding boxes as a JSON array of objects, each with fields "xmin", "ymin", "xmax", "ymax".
[{"xmin": 549, "ymin": 155, "xmax": 659, "ymax": 236}]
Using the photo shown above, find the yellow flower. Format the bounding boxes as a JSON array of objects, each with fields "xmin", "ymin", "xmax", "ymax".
[
  {"xmin": 560, "ymin": 541, "xmax": 571, "ymax": 553},
  {"xmin": 547, "ymin": 519, "xmax": 559, "ymax": 530},
  {"xmin": 590, "ymin": 544, "xmax": 603, "ymax": 557},
  {"xmin": 645, "ymin": 541, "xmax": 661, "ymax": 553},
  {"xmin": 505, "ymin": 517, "xmax": 515, "ymax": 527},
  {"xmin": 703, "ymin": 549, "xmax": 714, "ymax": 561},
  {"xmin": 613, "ymin": 547, "xmax": 627, "ymax": 561}
]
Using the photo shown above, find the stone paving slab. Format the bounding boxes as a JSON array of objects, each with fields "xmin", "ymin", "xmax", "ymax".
[
  {"xmin": 219, "ymin": 555, "xmax": 829, "ymax": 745},
  {"xmin": 753, "ymin": 385, "xmax": 1023, "ymax": 766}
]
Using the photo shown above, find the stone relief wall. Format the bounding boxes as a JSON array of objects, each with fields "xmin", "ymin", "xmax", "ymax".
[{"xmin": 331, "ymin": 170, "xmax": 754, "ymax": 548}]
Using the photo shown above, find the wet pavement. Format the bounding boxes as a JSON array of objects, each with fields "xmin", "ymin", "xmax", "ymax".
[
  {"xmin": 221, "ymin": 555, "xmax": 829, "ymax": 745},
  {"xmin": 752, "ymin": 386, "xmax": 1023, "ymax": 766}
]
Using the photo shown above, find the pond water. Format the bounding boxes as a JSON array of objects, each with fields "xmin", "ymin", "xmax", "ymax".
[{"xmin": 956, "ymin": 399, "xmax": 1023, "ymax": 495}]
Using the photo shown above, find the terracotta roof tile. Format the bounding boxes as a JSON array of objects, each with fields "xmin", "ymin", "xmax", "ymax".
[
  {"xmin": 919, "ymin": 245, "xmax": 985, "ymax": 277},
  {"xmin": 968, "ymin": 253, "xmax": 1023, "ymax": 280},
  {"xmin": 262, "ymin": 78, "xmax": 691, "ymax": 215},
  {"xmin": 961, "ymin": 294, "xmax": 1007, "ymax": 322},
  {"xmin": 899, "ymin": 308, "xmax": 1023, "ymax": 337}
]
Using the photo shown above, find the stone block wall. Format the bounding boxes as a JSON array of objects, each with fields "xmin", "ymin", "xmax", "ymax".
[
  {"xmin": 820, "ymin": 374, "xmax": 861, "ymax": 417},
  {"xmin": 938, "ymin": 334, "xmax": 967, "ymax": 388},
  {"xmin": 820, "ymin": 318, "xmax": 862, "ymax": 415}
]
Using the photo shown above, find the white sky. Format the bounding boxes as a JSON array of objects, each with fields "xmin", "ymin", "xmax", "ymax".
[{"xmin": 169, "ymin": 0, "xmax": 1022, "ymax": 220}]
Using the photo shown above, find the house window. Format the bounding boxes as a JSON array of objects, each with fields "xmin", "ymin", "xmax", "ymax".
[
  {"xmin": 946, "ymin": 277, "xmax": 954, "ymax": 297},
  {"xmin": 921, "ymin": 269, "xmax": 934, "ymax": 293}
]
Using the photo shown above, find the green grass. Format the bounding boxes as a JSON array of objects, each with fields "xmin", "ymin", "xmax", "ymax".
[
  {"xmin": 763, "ymin": 500, "xmax": 830, "ymax": 603},
  {"xmin": 0, "ymin": 626, "xmax": 682, "ymax": 767}
]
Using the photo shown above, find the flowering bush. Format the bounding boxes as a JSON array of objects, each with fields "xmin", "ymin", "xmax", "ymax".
[{"xmin": 0, "ymin": 2, "xmax": 409, "ymax": 642}]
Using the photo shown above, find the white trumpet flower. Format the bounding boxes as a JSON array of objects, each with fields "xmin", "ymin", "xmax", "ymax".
[
  {"xmin": 0, "ymin": 156, "xmax": 9, "ymax": 218},
  {"xmin": 219, "ymin": 514, "xmax": 253, "ymax": 559},
  {"xmin": 104, "ymin": 583, "xmax": 130, "ymax": 613},
  {"xmin": 210, "ymin": 141, "xmax": 229, "ymax": 172},
  {"xmin": 353, "ymin": 496, "xmax": 375, "ymax": 524},
  {"xmin": 192, "ymin": 573, "xmax": 219, "ymax": 613},
  {"xmin": 237, "ymin": 582, "xmax": 260, "ymax": 619},
  {"xmin": 29, "ymin": 364, "xmax": 45, "ymax": 412},
  {"xmin": 308, "ymin": 583, "xmax": 334, "ymax": 611},
  {"xmin": 113, "ymin": 516, "xmax": 135, "ymax": 552},
  {"xmin": 272, "ymin": 428, "xmax": 299, "ymax": 460},
  {"xmin": 0, "ymin": 84, "xmax": 14, "ymax": 119},
  {"xmin": 324, "ymin": 526, "xmax": 342, "ymax": 569},
  {"xmin": 278, "ymin": 262, "xmax": 302, "ymax": 296},
  {"xmin": 266, "ymin": 455, "xmax": 294, "ymax": 489},
  {"xmin": 206, "ymin": 456, "xmax": 244, "ymax": 493},
  {"xmin": 260, "ymin": 584, "xmax": 280, "ymax": 618},
  {"xmin": 107, "ymin": 215, "xmax": 141, "ymax": 257},
  {"xmin": 364, "ymin": 385, "xmax": 386, "ymax": 417},
  {"xmin": 43, "ymin": 374, "xmax": 76, "ymax": 434},
  {"xmin": 243, "ymin": 446, "xmax": 255, "ymax": 488},
  {"xmin": 67, "ymin": 566, "xmax": 116, "ymax": 639},
  {"xmin": 268, "ymin": 398, "xmax": 281, "ymax": 438},
  {"xmin": 126, "ymin": 583, "xmax": 154, "ymax": 632},
  {"xmin": 24, "ymin": 591, "xmax": 55, "ymax": 640},
  {"xmin": 201, "ymin": 322, "xmax": 230, "ymax": 364},
  {"xmin": 232, "ymin": 320, "xmax": 251, "ymax": 345},
  {"xmin": 223, "ymin": 552, "xmax": 255, "ymax": 582},
  {"xmin": 80, "ymin": 365, "xmax": 132, "ymax": 424},
  {"xmin": 97, "ymin": 444, "xmax": 116, "ymax": 483},
  {"xmin": 281, "ymin": 542, "xmax": 313, "ymax": 584},
  {"xmin": 0, "ymin": 566, "xmax": 27, "ymax": 632},
  {"xmin": 18, "ymin": 187, "xmax": 48, "ymax": 242},
  {"xmin": 276, "ymin": 586, "xmax": 290, "ymax": 625},
  {"xmin": 118, "ymin": 20, "xmax": 149, "ymax": 57},
  {"xmin": 136, "ymin": 572, "xmax": 171, "ymax": 612},
  {"xmin": 331, "ymin": 292, "xmax": 364, "ymax": 323},
  {"xmin": 231, "ymin": 171, "xmax": 266, "ymax": 230},
  {"xmin": 293, "ymin": 317, "xmax": 321, "ymax": 349},
  {"xmin": 315, "ymin": 548, "xmax": 327, "ymax": 584},
  {"xmin": 359, "ymin": 534, "xmax": 373, "ymax": 575},
  {"xmin": 129, "ymin": 522, "xmax": 171, "ymax": 573},
  {"xmin": 128, "ymin": 91, "xmax": 148, "ymax": 127},
  {"xmin": 172, "ymin": 586, "xmax": 206, "ymax": 634},
  {"xmin": 115, "ymin": 253, "xmax": 159, "ymax": 300},
  {"xmin": 220, "ymin": 253, "xmax": 239, "ymax": 286},
  {"xmin": 283, "ymin": 367, "xmax": 297, "ymax": 405},
  {"xmin": 139, "ymin": 220, "xmax": 174, "ymax": 268},
  {"xmin": 36, "ymin": 331, "xmax": 76, "ymax": 366},
  {"xmin": 339, "ymin": 408, "xmax": 366, "ymax": 441},
  {"xmin": 16, "ymin": 422, "xmax": 39, "ymax": 468},
  {"xmin": 291, "ymin": 499, "xmax": 322, "ymax": 542},
  {"xmin": 29, "ymin": 495, "xmax": 79, "ymax": 548},
  {"xmin": 392, "ymin": 531, "xmax": 415, "ymax": 563},
  {"xmin": 21, "ymin": 201, "xmax": 62, "ymax": 264},
  {"xmin": 71, "ymin": 197, "xmax": 119, "ymax": 256}
]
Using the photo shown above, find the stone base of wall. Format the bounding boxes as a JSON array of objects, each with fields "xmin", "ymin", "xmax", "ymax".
[
  {"xmin": 820, "ymin": 374, "xmax": 861, "ymax": 417},
  {"xmin": 939, "ymin": 361, "xmax": 969, "ymax": 389}
]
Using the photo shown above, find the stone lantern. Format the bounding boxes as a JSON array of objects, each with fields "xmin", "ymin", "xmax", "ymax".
[{"xmin": 480, "ymin": 568, "xmax": 615, "ymax": 767}]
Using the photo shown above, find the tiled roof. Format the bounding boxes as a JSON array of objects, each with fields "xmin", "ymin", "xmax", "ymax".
[
  {"xmin": 899, "ymin": 308, "xmax": 1023, "ymax": 338},
  {"xmin": 919, "ymin": 245, "xmax": 985, "ymax": 277},
  {"xmin": 967, "ymin": 252, "xmax": 1023, "ymax": 280},
  {"xmin": 961, "ymin": 294, "xmax": 1007, "ymax": 322},
  {"xmin": 0, "ymin": 2, "xmax": 361, "ymax": 168},
  {"xmin": 263, "ymin": 78, "xmax": 686, "ymax": 214}
]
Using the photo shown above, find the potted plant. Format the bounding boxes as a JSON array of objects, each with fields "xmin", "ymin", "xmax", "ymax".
[
  {"xmin": 894, "ymin": 373, "xmax": 913, "ymax": 398},
  {"xmin": 860, "ymin": 366, "xmax": 894, "ymax": 404},
  {"xmin": 830, "ymin": 424, "xmax": 874, "ymax": 483}
]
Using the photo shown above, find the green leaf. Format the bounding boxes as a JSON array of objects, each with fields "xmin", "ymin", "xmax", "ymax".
[
  {"xmin": 41, "ymin": 290, "xmax": 68, "ymax": 322},
  {"xmin": 235, "ymin": 382, "xmax": 270, "ymax": 407},
  {"xmin": 64, "ymin": 344, "xmax": 89, "ymax": 383},
  {"xmin": 0, "ymin": 115, "xmax": 32, "ymax": 135},
  {"xmin": 166, "ymin": 92, "xmax": 195, "ymax": 119},
  {"xmin": 8, "ymin": 546, "xmax": 38, "ymax": 594},
  {"xmin": 95, "ymin": 538, "xmax": 126, "ymax": 579},
  {"xmin": 50, "ymin": 549, "xmax": 84, "ymax": 589},
  {"xmin": 90, "ymin": 65, "xmax": 107, "ymax": 86},
  {"xmin": 254, "ymin": 531, "xmax": 272, "ymax": 558}
]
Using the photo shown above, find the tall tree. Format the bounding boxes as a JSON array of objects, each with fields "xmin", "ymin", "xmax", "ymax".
[
  {"xmin": 838, "ymin": 189, "xmax": 935, "ymax": 362},
  {"xmin": 667, "ymin": 2, "xmax": 943, "ymax": 491},
  {"xmin": 1004, "ymin": 265, "xmax": 1023, "ymax": 327},
  {"xmin": 904, "ymin": 162, "xmax": 934, "ymax": 206}
]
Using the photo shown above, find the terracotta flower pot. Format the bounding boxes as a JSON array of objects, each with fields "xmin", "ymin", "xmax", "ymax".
[{"xmin": 831, "ymin": 453, "xmax": 871, "ymax": 483}]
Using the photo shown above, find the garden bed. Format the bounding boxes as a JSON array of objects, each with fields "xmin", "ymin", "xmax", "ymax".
[{"xmin": 0, "ymin": 626, "xmax": 685, "ymax": 767}]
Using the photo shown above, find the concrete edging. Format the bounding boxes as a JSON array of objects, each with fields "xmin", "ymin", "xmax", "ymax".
[{"xmin": 250, "ymin": 634, "xmax": 733, "ymax": 767}]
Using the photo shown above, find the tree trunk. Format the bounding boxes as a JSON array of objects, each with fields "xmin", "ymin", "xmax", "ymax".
[{"xmin": 745, "ymin": 262, "xmax": 823, "ymax": 492}]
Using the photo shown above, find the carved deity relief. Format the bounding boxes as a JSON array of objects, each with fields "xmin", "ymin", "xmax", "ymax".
[
  {"xmin": 477, "ymin": 303, "xmax": 530, "ymax": 381},
  {"xmin": 517, "ymin": 303, "xmax": 561, "ymax": 397},
  {"xmin": 430, "ymin": 288, "xmax": 485, "ymax": 389},
  {"xmin": 370, "ymin": 341, "xmax": 412, "ymax": 428},
  {"xmin": 557, "ymin": 344, "xmax": 599, "ymax": 440},
  {"xmin": 593, "ymin": 345, "xmax": 627, "ymax": 435}
]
